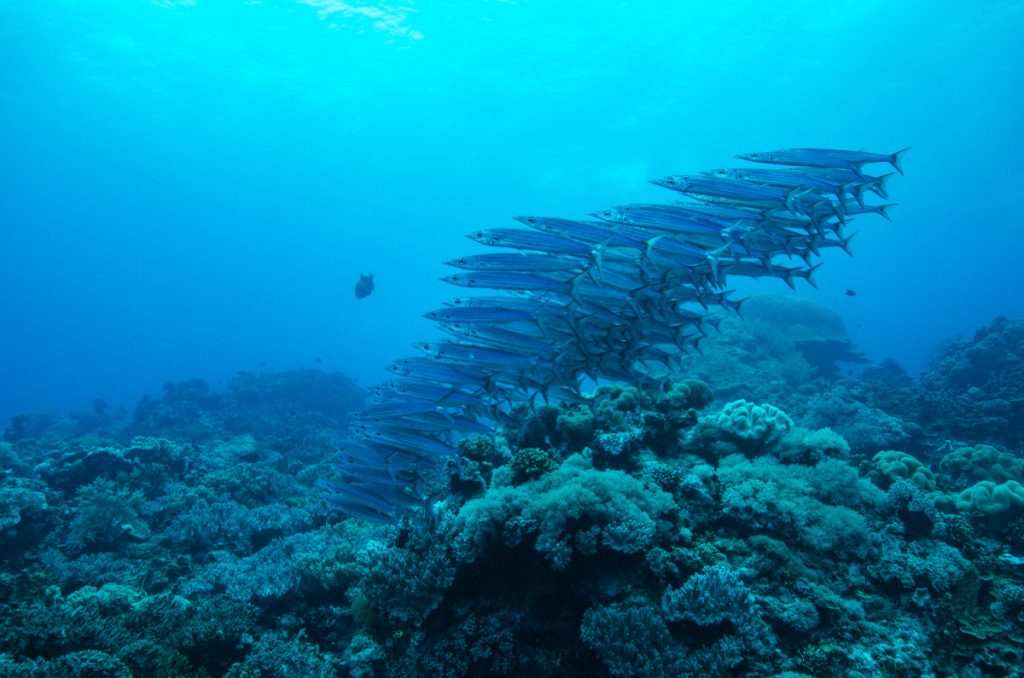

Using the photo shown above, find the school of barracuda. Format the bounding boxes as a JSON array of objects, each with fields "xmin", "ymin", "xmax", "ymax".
[{"xmin": 323, "ymin": 147, "xmax": 909, "ymax": 522}]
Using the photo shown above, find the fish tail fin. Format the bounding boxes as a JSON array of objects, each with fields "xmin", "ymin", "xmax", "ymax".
[
  {"xmin": 783, "ymin": 186, "xmax": 803, "ymax": 213},
  {"xmin": 874, "ymin": 172, "xmax": 894, "ymax": 199},
  {"xmin": 843, "ymin": 182, "xmax": 865, "ymax": 208},
  {"xmin": 877, "ymin": 203, "xmax": 897, "ymax": 222},
  {"xmin": 567, "ymin": 269, "xmax": 589, "ymax": 299},
  {"xmin": 805, "ymin": 263, "xmax": 823, "ymax": 289},
  {"xmin": 779, "ymin": 237, "xmax": 795, "ymax": 258},
  {"xmin": 890, "ymin": 146, "xmax": 911, "ymax": 175},
  {"xmin": 707, "ymin": 244, "xmax": 729, "ymax": 285},
  {"xmin": 787, "ymin": 187, "xmax": 818, "ymax": 215},
  {"xmin": 643, "ymin": 235, "xmax": 664, "ymax": 263},
  {"xmin": 737, "ymin": 237, "xmax": 755, "ymax": 259},
  {"xmin": 527, "ymin": 386, "xmax": 545, "ymax": 407},
  {"xmin": 731, "ymin": 296, "xmax": 746, "ymax": 318},
  {"xmin": 802, "ymin": 235, "xmax": 820, "ymax": 257},
  {"xmin": 840, "ymin": 231, "xmax": 857, "ymax": 256}
]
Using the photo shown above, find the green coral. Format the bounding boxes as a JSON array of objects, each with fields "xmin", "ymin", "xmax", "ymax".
[
  {"xmin": 684, "ymin": 400, "xmax": 795, "ymax": 460},
  {"xmin": 874, "ymin": 451, "xmax": 937, "ymax": 491},
  {"xmin": 457, "ymin": 436, "xmax": 500, "ymax": 465},
  {"xmin": 940, "ymin": 444, "xmax": 1024, "ymax": 487},
  {"xmin": 225, "ymin": 629, "xmax": 339, "ymax": 677},
  {"xmin": 955, "ymin": 480, "xmax": 1024, "ymax": 516},
  {"xmin": 660, "ymin": 379, "xmax": 714, "ymax": 415},
  {"xmin": 716, "ymin": 455, "xmax": 882, "ymax": 555},
  {"xmin": 593, "ymin": 385, "xmax": 646, "ymax": 431},
  {"xmin": 0, "ymin": 441, "xmax": 31, "ymax": 476},
  {"xmin": 774, "ymin": 427, "xmax": 850, "ymax": 464},
  {"xmin": 713, "ymin": 400, "xmax": 793, "ymax": 442},
  {"xmin": 292, "ymin": 524, "xmax": 362, "ymax": 591},
  {"xmin": 208, "ymin": 434, "xmax": 259, "ymax": 461},
  {"xmin": 509, "ymin": 448, "xmax": 558, "ymax": 482},
  {"xmin": 555, "ymin": 405, "xmax": 596, "ymax": 448},
  {"xmin": 66, "ymin": 478, "xmax": 150, "ymax": 550},
  {"xmin": 0, "ymin": 478, "xmax": 47, "ymax": 534},
  {"xmin": 457, "ymin": 454, "xmax": 677, "ymax": 570}
]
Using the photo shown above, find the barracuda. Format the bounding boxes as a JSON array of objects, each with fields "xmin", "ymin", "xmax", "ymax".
[{"xmin": 326, "ymin": 147, "xmax": 906, "ymax": 524}]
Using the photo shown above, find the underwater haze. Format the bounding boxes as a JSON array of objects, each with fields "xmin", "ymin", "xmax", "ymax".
[
  {"xmin": 6, "ymin": 3, "xmax": 1024, "ymax": 676},
  {"xmin": 2, "ymin": 0, "xmax": 1023, "ymax": 423}
]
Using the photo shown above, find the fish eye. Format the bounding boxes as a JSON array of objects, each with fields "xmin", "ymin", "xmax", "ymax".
[{"xmin": 474, "ymin": 231, "xmax": 484, "ymax": 238}]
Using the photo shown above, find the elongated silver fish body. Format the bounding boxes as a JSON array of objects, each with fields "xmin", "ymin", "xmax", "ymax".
[{"xmin": 326, "ymin": 146, "xmax": 905, "ymax": 523}]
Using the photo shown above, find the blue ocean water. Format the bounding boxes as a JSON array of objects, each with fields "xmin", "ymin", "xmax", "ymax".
[
  {"xmin": 5, "ymin": 4, "xmax": 1024, "ymax": 675},
  {"xmin": 1, "ymin": 1, "xmax": 1022, "ymax": 425}
]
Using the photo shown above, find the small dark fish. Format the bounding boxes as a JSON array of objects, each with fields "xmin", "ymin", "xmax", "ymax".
[
  {"xmin": 355, "ymin": 273, "xmax": 375, "ymax": 299},
  {"xmin": 314, "ymin": 356, "xmax": 323, "ymax": 364},
  {"xmin": 845, "ymin": 288, "xmax": 857, "ymax": 296}
]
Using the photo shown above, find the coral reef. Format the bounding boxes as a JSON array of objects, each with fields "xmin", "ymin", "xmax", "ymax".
[
  {"xmin": 683, "ymin": 294, "xmax": 866, "ymax": 407},
  {"xmin": 919, "ymin": 316, "xmax": 1024, "ymax": 447},
  {"xmin": 1, "ymin": 334, "xmax": 1023, "ymax": 675},
  {"xmin": 874, "ymin": 450, "xmax": 937, "ymax": 490}
]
